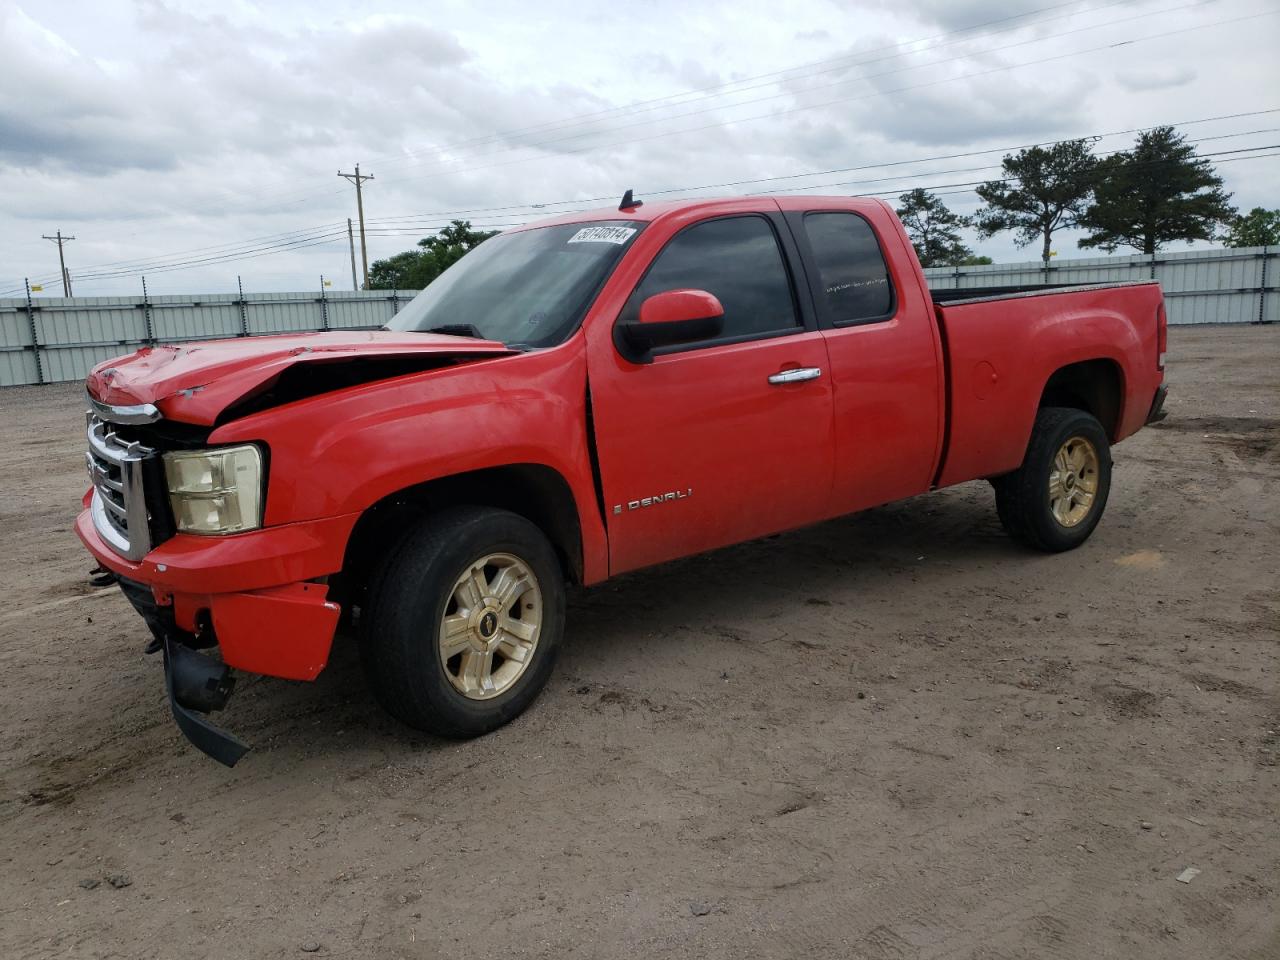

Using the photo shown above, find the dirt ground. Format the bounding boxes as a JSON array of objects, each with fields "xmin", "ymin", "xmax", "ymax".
[{"xmin": 0, "ymin": 325, "xmax": 1276, "ymax": 959}]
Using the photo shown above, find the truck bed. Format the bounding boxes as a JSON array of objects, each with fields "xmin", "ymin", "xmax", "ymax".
[
  {"xmin": 931, "ymin": 280, "xmax": 1165, "ymax": 489},
  {"xmin": 930, "ymin": 279, "xmax": 1158, "ymax": 305}
]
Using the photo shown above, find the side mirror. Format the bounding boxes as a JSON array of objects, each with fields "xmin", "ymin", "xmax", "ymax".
[{"xmin": 616, "ymin": 289, "xmax": 725, "ymax": 363}]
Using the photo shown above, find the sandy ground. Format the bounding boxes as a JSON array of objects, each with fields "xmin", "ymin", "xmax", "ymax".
[{"xmin": 0, "ymin": 325, "xmax": 1276, "ymax": 959}]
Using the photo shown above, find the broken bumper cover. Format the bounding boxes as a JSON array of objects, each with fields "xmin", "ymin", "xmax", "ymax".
[
  {"xmin": 164, "ymin": 634, "xmax": 250, "ymax": 768},
  {"xmin": 1146, "ymin": 383, "xmax": 1168, "ymax": 424},
  {"xmin": 76, "ymin": 506, "xmax": 355, "ymax": 765}
]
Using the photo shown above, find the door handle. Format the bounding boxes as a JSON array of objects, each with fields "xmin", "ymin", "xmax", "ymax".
[{"xmin": 768, "ymin": 367, "xmax": 822, "ymax": 385}]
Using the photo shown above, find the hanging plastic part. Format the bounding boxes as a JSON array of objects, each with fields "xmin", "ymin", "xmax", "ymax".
[{"xmin": 163, "ymin": 634, "xmax": 250, "ymax": 767}]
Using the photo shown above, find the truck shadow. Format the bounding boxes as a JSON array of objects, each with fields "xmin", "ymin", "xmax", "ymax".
[
  {"xmin": 9, "ymin": 483, "xmax": 1022, "ymax": 803},
  {"xmin": 244, "ymin": 482, "xmax": 1020, "ymax": 761}
]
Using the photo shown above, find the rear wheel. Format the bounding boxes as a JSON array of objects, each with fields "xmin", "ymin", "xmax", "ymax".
[
  {"xmin": 993, "ymin": 407, "xmax": 1112, "ymax": 552},
  {"xmin": 360, "ymin": 507, "xmax": 565, "ymax": 737}
]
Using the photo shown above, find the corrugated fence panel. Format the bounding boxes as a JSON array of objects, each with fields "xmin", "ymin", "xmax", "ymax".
[
  {"xmin": 1157, "ymin": 248, "xmax": 1265, "ymax": 325},
  {"xmin": 41, "ymin": 344, "xmax": 138, "ymax": 383},
  {"xmin": 246, "ymin": 293, "xmax": 324, "ymax": 334},
  {"xmin": 0, "ymin": 303, "xmax": 33, "ymax": 349},
  {"xmin": 324, "ymin": 291, "xmax": 406, "ymax": 329},
  {"xmin": 0, "ymin": 290, "xmax": 424, "ymax": 386},
  {"xmin": 0, "ymin": 252, "xmax": 1274, "ymax": 386},
  {"xmin": 1052, "ymin": 254, "xmax": 1146, "ymax": 284},
  {"xmin": 923, "ymin": 247, "xmax": 1275, "ymax": 326},
  {"xmin": 0, "ymin": 302, "xmax": 37, "ymax": 384},
  {"xmin": 36, "ymin": 297, "xmax": 149, "ymax": 346},
  {"xmin": 154, "ymin": 294, "xmax": 243, "ymax": 342}
]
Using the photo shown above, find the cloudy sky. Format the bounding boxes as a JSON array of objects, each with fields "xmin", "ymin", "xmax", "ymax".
[{"xmin": 2, "ymin": 0, "xmax": 1278, "ymax": 297}]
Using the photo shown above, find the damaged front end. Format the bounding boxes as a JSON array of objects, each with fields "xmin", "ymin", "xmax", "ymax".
[
  {"xmin": 115, "ymin": 574, "xmax": 249, "ymax": 767},
  {"xmin": 81, "ymin": 334, "xmax": 494, "ymax": 765}
]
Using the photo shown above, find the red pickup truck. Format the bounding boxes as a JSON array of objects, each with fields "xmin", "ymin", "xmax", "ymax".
[{"xmin": 78, "ymin": 194, "xmax": 1168, "ymax": 764}]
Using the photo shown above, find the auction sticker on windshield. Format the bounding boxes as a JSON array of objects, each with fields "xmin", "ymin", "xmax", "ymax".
[{"xmin": 567, "ymin": 226, "xmax": 637, "ymax": 245}]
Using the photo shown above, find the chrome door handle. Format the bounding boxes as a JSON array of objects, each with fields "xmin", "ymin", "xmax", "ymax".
[{"xmin": 768, "ymin": 367, "xmax": 822, "ymax": 385}]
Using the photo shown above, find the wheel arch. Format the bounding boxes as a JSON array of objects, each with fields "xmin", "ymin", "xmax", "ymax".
[
  {"xmin": 337, "ymin": 464, "xmax": 585, "ymax": 608},
  {"xmin": 1038, "ymin": 358, "xmax": 1125, "ymax": 440}
]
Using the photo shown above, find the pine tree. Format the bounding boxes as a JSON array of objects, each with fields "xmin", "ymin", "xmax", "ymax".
[
  {"xmin": 1079, "ymin": 127, "xmax": 1235, "ymax": 255},
  {"xmin": 895, "ymin": 189, "xmax": 974, "ymax": 267},
  {"xmin": 973, "ymin": 139, "xmax": 1097, "ymax": 264}
]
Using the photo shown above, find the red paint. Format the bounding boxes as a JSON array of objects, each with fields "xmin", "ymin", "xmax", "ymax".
[
  {"xmin": 85, "ymin": 330, "xmax": 513, "ymax": 426},
  {"xmin": 637, "ymin": 288, "xmax": 724, "ymax": 325},
  {"xmin": 77, "ymin": 195, "xmax": 1166, "ymax": 685},
  {"xmin": 210, "ymin": 583, "xmax": 340, "ymax": 681}
]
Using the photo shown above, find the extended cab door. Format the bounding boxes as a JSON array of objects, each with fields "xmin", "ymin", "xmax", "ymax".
[
  {"xmin": 780, "ymin": 202, "xmax": 945, "ymax": 513},
  {"xmin": 586, "ymin": 208, "xmax": 835, "ymax": 575}
]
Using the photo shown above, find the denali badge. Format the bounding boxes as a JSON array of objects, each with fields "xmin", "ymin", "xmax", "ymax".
[{"xmin": 612, "ymin": 488, "xmax": 692, "ymax": 515}]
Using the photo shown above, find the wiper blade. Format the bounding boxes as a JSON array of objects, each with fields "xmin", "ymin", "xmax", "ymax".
[{"xmin": 424, "ymin": 323, "xmax": 485, "ymax": 340}]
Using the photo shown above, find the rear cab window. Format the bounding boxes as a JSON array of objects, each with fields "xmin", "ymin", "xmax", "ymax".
[{"xmin": 800, "ymin": 212, "xmax": 895, "ymax": 326}]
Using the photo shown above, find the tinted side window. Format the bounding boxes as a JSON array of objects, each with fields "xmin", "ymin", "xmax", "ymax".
[
  {"xmin": 802, "ymin": 213, "xmax": 894, "ymax": 324},
  {"xmin": 631, "ymin": 216, "xmax": 799, "ymax": 343}
]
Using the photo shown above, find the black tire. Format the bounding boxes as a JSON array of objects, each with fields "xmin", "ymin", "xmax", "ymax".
[
  {"xmin": 993, "ymin": 407, "xmax": 1112, "ymax": 552},
  {"xmin": 360, "ymin": 506, "xmax": 565, "ymax": 738}
]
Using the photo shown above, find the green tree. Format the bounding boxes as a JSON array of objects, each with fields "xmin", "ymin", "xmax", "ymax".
[
  {"xmin": 959, "ymin": 254, "xmax": 994, "ymax": 265},
  {"xmin": 1079, "ymin": 127, "xmax": 1235, "ymax": 255},
  {"xmin": 973, "ymin": 139, "xmax": 1098, "ymax": 264},
  {"xmin": 1221, "ymin": 207, "xmax": 1280, "ymax": 247},
  {"xmin": 895, "ymin": 188, "xmax": 973, "ymax": 267},
  {"xmin": 368, "ymin": 219, "xmax": 498, "ymax": 290}
]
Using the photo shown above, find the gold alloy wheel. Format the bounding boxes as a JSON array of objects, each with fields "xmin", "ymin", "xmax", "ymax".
[
  {"xmin": 439, "ymin": 552, "xmax": 542, "ymax": 700},
  {"xmin": 1049, "ymin": 435, "xmax": 1100, "ymax": 527}
]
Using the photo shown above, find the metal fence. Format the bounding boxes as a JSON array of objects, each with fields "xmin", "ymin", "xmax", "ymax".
[
  {"xmin": 0, "ymin": 288, "xmax": 420, "ymax": 387},
  {"xmin": 1, "ymin": 245, "xmax": 1275, "ymax": 387},
  {"xmin": 924, "ymin": 245, "xmax": 1276, "ymax": 326}
]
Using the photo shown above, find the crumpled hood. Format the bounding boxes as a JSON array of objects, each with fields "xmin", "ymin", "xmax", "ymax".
[{"xmin": 85, "ymin": 330, "xmax": 514, "ymax": 425}]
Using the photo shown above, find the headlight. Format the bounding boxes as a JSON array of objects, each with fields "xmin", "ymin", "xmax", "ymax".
[{"xmin": 163, "ymin": 444, "xmax": 264, "ymax": 534}]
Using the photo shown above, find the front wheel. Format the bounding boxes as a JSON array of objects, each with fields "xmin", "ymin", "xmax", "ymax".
[
  {"xmin": 993, "ymin": 407, "xmax": 1112, "ymax": 552},
  {"xmin": 360, "ymin": 507, "xmax": 565, "ymax": 738}
]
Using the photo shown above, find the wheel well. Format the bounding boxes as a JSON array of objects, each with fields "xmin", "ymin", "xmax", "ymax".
[
  {"xmin": 336, "ymin": 464, "xmax": 584, "ymax": 608},
  {"xmin": 1038, "ymin": 359, "xmax": 1123, "ymax": 438}
]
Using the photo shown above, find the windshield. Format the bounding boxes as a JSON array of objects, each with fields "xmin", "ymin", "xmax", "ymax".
[{"xmin": 386, "ymin": 220, "xmax": 643, "ymax": 348}]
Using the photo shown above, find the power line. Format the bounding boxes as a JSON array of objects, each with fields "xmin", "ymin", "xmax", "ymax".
[
  {"xmin": 918, "ymin": 150, "xmax": 1280, "ymax": 201},
  {"xmin": 10, "ymin": 111, "xmax": 1275, "ymax": 295},
  {"xmin": 10, "ymin": 213, "xmax": 524, "ymax": 292},
  {"xmin": 372, "ymin": 6, "xmax": 1278, "ymax": 192},
  {"xmin": 364, "ymin": 109, "xmax": 1280, "ymax": 223},
  {"xmin": 839, "ymin": 142, "xmax": 1280, "ymax": 200},
  {"xmin": 146, "ymin": 1, "xmax": 1128, "ymax": 220},
  {"xmin": 372, "ymin": 0, "xmax": 1214, "ymax": 186},
  {"xmin": 142, "ymin": 0, "xmax": 1215, "ymax": 221},
  {"xmin": 367, "ymin": 0, "xmax": 1138, "ymax": 176}
]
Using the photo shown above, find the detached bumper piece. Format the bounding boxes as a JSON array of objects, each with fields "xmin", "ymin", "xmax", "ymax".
[
  {"xmin": 116, "ymin": 576, "xmax": 250, "ymax": 767},
  {"xmin": 1146, "ymin": 383, "xmax": 1168, "ymax": 424},
  {"xmin": 163, "ymin": 636, "xmax": 250, "ymax": 768}
]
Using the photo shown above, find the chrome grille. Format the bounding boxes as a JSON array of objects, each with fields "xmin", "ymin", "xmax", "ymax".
[{"xmin": 86, "ymin": 413, "xmax": 156, "ymax": 560}]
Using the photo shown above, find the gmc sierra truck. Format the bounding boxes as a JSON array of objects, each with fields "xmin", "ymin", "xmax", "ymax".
[{"xmin": 77, "ymin": 194, "xmax": 1168, "ymax": 765}]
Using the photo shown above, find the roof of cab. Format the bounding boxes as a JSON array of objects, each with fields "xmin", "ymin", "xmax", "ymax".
[{"xmin": 507, "ymin": 195, "xmax": 885, "ymax": 232}]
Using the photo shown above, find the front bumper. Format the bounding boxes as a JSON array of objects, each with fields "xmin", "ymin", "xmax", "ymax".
[{"xmin": 78, "ymin": 505, "xmax": 357, "ymax": 764}]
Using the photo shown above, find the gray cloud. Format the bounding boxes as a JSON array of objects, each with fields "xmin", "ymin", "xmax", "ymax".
[
  {"xmin": 1115, "ymin": 64, "xmax": 1198, "ymax": 92},
  {"xmin": 879, "ymin": 0, "xmax": 1062, "ymax": 32}
]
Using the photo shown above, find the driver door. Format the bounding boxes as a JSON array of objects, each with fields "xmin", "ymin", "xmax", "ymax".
[{"xmin": 586, "ymin": 210, "xmax": 835, "ymax": 575}]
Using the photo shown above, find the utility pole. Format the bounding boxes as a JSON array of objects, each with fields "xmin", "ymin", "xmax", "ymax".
[
  {"xmin": 337, "ymin": 164, "xmax": 373, "ymax": 288},
  {"xmin": 42, "ymin": 230, "xmax": 75, "ymax": 296},
  {"xmin": 347, "ymin": 218, "xmax": 359, "ymax": 291}
]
